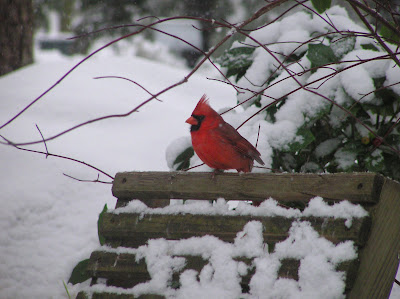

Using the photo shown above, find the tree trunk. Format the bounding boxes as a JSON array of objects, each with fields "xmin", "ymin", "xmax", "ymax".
[{"xmin": 0, "ymin": 0, "xmax": 33, "ymax": 76}]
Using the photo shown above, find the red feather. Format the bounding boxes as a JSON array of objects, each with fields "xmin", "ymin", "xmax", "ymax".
[{"xmin": 186, "ymin": 95, "xmax": 264, "ymax": 172}]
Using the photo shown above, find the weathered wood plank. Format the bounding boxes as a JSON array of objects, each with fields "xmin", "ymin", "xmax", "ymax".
[
  {"xmin": 77, "ymin": 289, "xmax": 164, "ymax": 298},
  {"xmin": 349, "ymin": 178, "xmax": 400, "ymax": 299},
  {"xmin": 112, "ymin": 172, "xmax": 384, "ymax": 204},
  {"xmin": 99, "ymin": 213, "xmax": 370, "ymax": 249},
  {"xmin": 89, "ymin": 293, "xmax": 163, "ymax": 299},
  {"xmin": 86, "ymin": 251, "xmax": 358, "ymax": 293},
  {"xmin": 87, "ymin": 251, "xmax": 150, "ymax": 288}
]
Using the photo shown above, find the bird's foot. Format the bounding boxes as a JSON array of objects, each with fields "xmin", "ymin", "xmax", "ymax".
[{"xmin": 211, "ymin": 169, "xmax": 224, "ymax": 180}]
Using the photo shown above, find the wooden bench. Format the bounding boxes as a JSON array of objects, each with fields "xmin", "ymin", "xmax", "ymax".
[{"xmin": 76, "ymin": 172, "xmax": 400, "ymax": 299}]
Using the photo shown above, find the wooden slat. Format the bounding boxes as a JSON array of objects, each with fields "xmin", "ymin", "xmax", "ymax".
[
  {"xmin": 77, "ymin": 289, "xmax": 163, "ymax": 298},
  {"xmin": 112, "ymin": 172, "xmax": 384, "ymax": 204},
  {"xmin": 349, "ymin": 178, "xmax": 400, "ymax": 299},
  {"xmin": 85, "ymin": 251, "xmax": 358, "ymax": 293},
  {"xmin": 92, "ymin": 294, "xmax": 163, "ymax": 299},
  {"xmin": 87, "ymin": 252, "xmax": 256, "ymax": 289},
  {"xmin": 87, "ymin": 251, "xmax": 149, "ymax": 288},
  {"xmin": 76, "ymin": 292, "xmax": 164, "ymax": 299},
  {"xmin": 99, "ymin": 213, "xmax": 370, "ymax": 249}
]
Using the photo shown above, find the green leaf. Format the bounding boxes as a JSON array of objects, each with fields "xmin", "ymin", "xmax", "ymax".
[
  {"xmin": 98, "ymin": 204, "xmax": 108, "ymax": 246},
  {"xmin": 253, "ymin": 94, "xmax": 262, "ymax": 108},
  {"xmin": 385, "ymin": 132, "xmax": 400, "ymax": 147},
  {"xmin": 373, "ymin": 77, "xmax": 400, "ymax": 106},
  {"xmin": 216, "ymin": 47, "xmax": 255, "ymax": 81},
  {"xmin": 330, "ymin": 34, "xmax": 355, "ymax": 59},
  {"xmin": 333, "ymin": 142, "xmax": 363, "ymax": 172},
  {"xmin": 307, "ymin": 43, "xmax": 338, "ymax": 71},
  {"xmin": 266, "ymin": 98, "xmax": 286, "ymax": 123},
  {"xmin": 68, "ymin": 259, "xmax": 91, "ymax": 285},
  {"xmin": 380, "ymin": 23, "xmax": 400, "ymax": 45},
  {"xmin": 383, "ymin": 154, "xmax": 400, "ymax": 182},
  {"xmin": 173, "ymin": 146, "xmax": 194, "ymax": 170},
  {"xmin": 285, "ymin": 52, "xmax": 306, "ymax": 63},
  {"xmin": 311, "ymin": 0, "xmax": 332, "ymax": 14},
  {"xmin": 287, "ymin": 127, "xmax": 315, "ymax": 152},
  {"xmin": 364, "ymin": 149, "xmax": 385, "ymax": 172},
  {"xmin": 304, "ymin": 104, "xmax": 330, "ymax": 127},
  {"xmin": 361, "ymin": 44, "xmax": 380, "ymax": 52}
]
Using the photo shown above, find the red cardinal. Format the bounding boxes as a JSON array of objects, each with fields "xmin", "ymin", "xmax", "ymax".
[{"xmin": 186, "ymin": 95, "xmax": 264, "ymax": 172}]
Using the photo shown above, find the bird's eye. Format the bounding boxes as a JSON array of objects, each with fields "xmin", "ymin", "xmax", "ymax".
[{"xmin": 192, "ymin": 115, "xmax": 205, "ymax": 122}]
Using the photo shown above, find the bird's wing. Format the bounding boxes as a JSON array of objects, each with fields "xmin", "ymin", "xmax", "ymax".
[{"xmin": 215, "ymin": 122, "xmax": 265, "ymax": 165}]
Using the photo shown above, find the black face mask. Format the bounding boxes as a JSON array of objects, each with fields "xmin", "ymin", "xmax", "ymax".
[{"xmin": 190, "ymin": 115, "xmax": 205, "ymax": 132}]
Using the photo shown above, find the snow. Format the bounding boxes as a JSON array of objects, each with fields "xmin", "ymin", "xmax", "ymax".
[
  {"xmin": 386, "ymin": 63, "xmax": 400, "ymax": 95},
  {"xmin": 83, "ymin": 197, "xmax": 367, "ymax": 297},
  {"xmin": 277, "ymin": 29, "xmax": 310, "ymax": 55},
  {"xmin": 153, "ymin": 19, "xmax": 202, "ymax": 52},
  {"xmin": 334, "ymin": 148, "xmax": 358, "ymax": 171},
  {"xmin": 315, "ymin": 138, "xmax": 342, "ymax": 158},
  {"xmin": 113, "ymin": 197, "xmax": 367, "ymax": 228},
  {"xmin": 165, "ymin": 136, "xmax": 192, "ymax": 169},
  {"xmin": 79, "ymin": 219, "xmax": 358, "ymax": 298},
  {"xmin": 0, "ymin": 45, "xmax": 235, "ymax": 298},
  {"xmin": 1, "ymin": 3, "xmax": 400, "ymax": 298}
]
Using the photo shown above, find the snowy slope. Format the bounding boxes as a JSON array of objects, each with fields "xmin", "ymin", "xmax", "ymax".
[{"xmin": 0, "ymin": 50, "xmax": 235, "ymax": 298}]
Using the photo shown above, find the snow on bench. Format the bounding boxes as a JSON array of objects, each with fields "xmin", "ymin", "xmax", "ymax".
[{"xmin": 76, "ymin": 172, "xmax": 400, "ymax": 299}]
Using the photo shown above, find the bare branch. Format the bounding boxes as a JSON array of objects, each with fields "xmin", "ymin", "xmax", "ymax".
[
  {"xmin": 94, "ymin": 76, "xmax": 162, "ymax": 102},
  {"xmin": 254, "ymin": 165, "xmax": 283, "ymax": 173},
  {"xmin": 395, "ymin": 278, "xmax": 400, "ymax": 287},
  {"xmin": 346, "ymin": 0, "xmax": 400, "ymax": 38},
  {"xmin": 63, "ymin": 173, "xmax": 112, "ymax": 184},
  {"xmin": 183, "ymin": 163, "xmax": 205, "ymax": 171},
  {"xmin": 35, "ymin": 124, "xmax": 49, "ymax": 158},
  {"xmin": 0, "ymin": 135, "xmax": 114, "ymax": 180},
  {"xmin": 256, "ymin": 124, "xmax": 261, "ymax": 148},
  {"xmin": 295, "ymin": 0, "xmax": 340, "ymax": 33},
  {"xmin": 350, "ymin": 3, "xmax": 400, "ymax": 68},
  {"xmin": 241, "ymin": 0, "xmax": 308, "ymax": 32},
  {"xmin": 0, "ymin": 29, "xmax": 146, "ymax": 130}
]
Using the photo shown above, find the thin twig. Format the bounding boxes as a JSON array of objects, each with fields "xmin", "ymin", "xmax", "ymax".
[
  {"xmin": 254, "ymin": 165, "xmax": 283, "ymax": 173},
  {"xmin": 348, "ymin": 80, "xmax": 400, "ymax": 112},
  {"xmin": 35, "ymin": 124, "xmax": 49, "ymax": 158},
  {"xmin": 63, "ymin": 173, "xmax": 112, "ymax": 184},
  {"xmin": 295, "ymin": 0, "xmax": 339, "ymax": 33},
  {"xmin": 94, "ymin": 76, "xmax": 162, "ymax": 102},
  {"xmin": 350, "ymin": 3, "xmax": 400, "ymax": 68},
  {"xmin": 256, "ymin": 124, "xmax": 261, "ymax": 148},
  {"xmin": 0, "ymin": 135, "xmax": 114, "ymax": 180},
  {"xmin": 183, "ymin": 163, "xmax": 205, "ymax": 171},
  {"xmin": 382, "ymin": 116, "xmax": 400, "ymax": 141},
  {"xmin": 0, "ymin": 29, "xmax": 143, "ymax": 130},
  {"xmin": 346, "ymin": 0, "xmax": 400, "ymax": 37},
  {"xmin": 395, "ymin": 278, "xmax": 400, "ymax": 287},
  {"xmin": 241, "ymin": 0, "xmax": 302, "ymax": 32}
]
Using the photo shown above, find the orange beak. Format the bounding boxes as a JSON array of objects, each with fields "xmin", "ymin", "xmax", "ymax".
[{"xmin": 186, "ymin": 116, "xmax": 198, "ymax": 126}]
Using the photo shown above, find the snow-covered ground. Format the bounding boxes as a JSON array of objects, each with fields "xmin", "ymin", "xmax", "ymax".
[
  {"xmin": 0, "ymin": 45, "xmax": 399, "ymax": 298},
  {"xmin": 0, "ymin": 47, "xmax": 234, "ymax": 298}
]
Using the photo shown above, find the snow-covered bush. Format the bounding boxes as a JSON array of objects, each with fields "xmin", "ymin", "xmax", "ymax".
[{"xmin": 168, "ymin": 2, "xmax": 400, "ymax": 181}]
